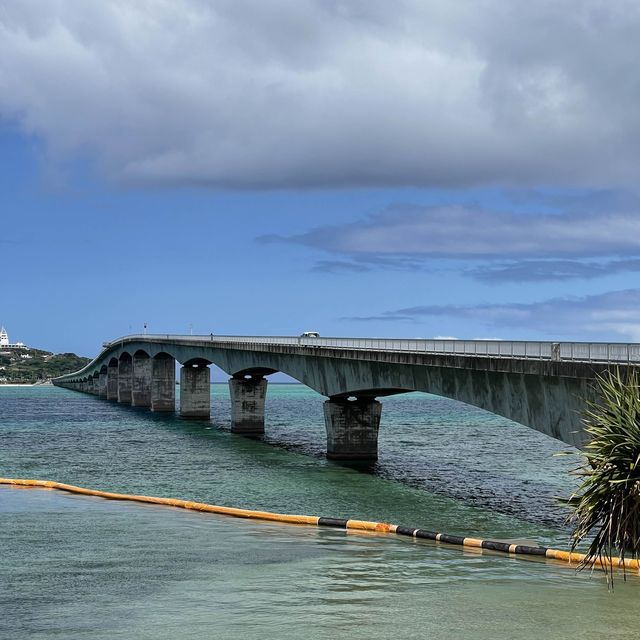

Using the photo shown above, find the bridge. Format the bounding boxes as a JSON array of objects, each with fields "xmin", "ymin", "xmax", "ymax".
[{"xmin": 52, "ymin": 335, "xmax": 640, "ymax": 461}]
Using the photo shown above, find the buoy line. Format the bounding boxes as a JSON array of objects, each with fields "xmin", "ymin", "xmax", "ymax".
[{"xmin": 1, "ymin": 477, "xmax": 637, "ymax": 573}]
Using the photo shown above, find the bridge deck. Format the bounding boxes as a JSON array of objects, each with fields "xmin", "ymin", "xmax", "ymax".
[{"xmin": 104, "ymin": 335, "xmax": 640, "ymax": 363}]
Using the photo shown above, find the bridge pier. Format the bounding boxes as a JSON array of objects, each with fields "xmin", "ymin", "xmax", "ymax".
[
  {"xmin": 180, "ymin": 363, "xmax": 210, "ymax": 418},
  {"xmin": 117, "ymin": 355, "xmax": 133, "ymax": 404},
  {"xmin": 323, "ymin": 398, "xmax": 381, "ymax": 461},
  {"xmin": 107, "ymin": 362, "xmax": 119, "ymax": 400},
  {"xmin": 132, "ymin": 353, "xmax": 152, "ymax": 407},
  {"xmin": 98, "ymin": 372, "xmax": 107, "ymax": 398},
  {"xmin": 151, "ymin": 355, "xmax": 175, "ymax": 412},
  {"xmin": 229, "ymin": 376, "xmax": 267, "ymax": 434}
]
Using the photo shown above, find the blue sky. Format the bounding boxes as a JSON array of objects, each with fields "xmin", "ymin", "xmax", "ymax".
[{"xmin": 2, "ymin": 1, "xmax": 640, "ymax": 357}]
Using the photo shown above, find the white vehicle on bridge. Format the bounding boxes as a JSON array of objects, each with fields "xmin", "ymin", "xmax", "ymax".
[{"xmin": 300, "ymin": 332, "xmax": 320, "ymax": 338}]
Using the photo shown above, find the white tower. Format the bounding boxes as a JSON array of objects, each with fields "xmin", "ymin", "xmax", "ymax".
[{"xmin": 0, "ymin": 327, "xmax": 8, "ymax": 346}]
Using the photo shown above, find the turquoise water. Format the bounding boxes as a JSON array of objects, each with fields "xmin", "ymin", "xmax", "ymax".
[{"xmin": 1, "ymin": 385, "xmax": 638, "ymax": 638}]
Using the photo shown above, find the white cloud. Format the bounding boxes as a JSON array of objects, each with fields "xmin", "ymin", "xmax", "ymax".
[
  {"xmin": 1, "ymin": 1, "xmax": 640, "ymax": 187},
  {"xmin": 345, "ymin": 289, "xmax": 640, "ymax": 341}
]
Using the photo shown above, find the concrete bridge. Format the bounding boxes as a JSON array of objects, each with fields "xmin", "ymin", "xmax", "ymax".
[{"xmin": 52, "ymin": 335, "xmax": 640, "ymax": 461}]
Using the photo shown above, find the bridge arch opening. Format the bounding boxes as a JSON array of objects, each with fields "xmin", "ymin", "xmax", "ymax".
[
  {"xmin": 182, "ymin": 357, "xmax": 212, "ymax": 367},
  {"xmin": 231, "ymin": 367, "xmax": 278, "ymax": 381},
  {"xmin": 330, "ymin": 387, "xmax": 413, "ymax": 401}
]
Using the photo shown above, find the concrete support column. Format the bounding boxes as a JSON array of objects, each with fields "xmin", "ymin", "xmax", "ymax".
[
  {"xmin": 89, "ymin": 379, "xmax": 97, "ymax": 395},
  {"xmin": 151, "ymin": 355, "xmax": 176, "ymax": 412},
  {"xmin": 323, "ymin": 398, "xmax": 382, "ymax": 461},
  {"xmin": 180, "ymin": 363, "xmax": 210, "ymax": 418},
  {"xmin": 229, "ymin": 376, "xmax": 267, "ymax": 434},
  {"xmin": 98, "ymin": 372, "xmax": 108, "ymax": 398},
  {"xmin": 117, "ymin": 357, "xmax": 133, "ymax": 404},
  {"xmin": 107, "ymin": 363, "xmax": 119, "ymax": 400},
  {"xmin": 132, "ymin": 354, "xmax": 152, "ymax": 408}
]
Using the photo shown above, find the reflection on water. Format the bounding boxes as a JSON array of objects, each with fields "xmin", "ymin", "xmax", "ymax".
[{"xmin": 0, "ymin": 385, "xmax": 634, "ymax": 639}]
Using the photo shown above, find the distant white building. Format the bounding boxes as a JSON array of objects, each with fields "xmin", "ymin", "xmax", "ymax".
[{"xmin": 0, "ymin": 327, "xmax": 26, "ymax": 349}]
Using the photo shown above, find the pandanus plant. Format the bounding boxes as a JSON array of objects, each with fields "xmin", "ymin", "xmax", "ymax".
[{"xmin": 565, "ymin": 367, "xmax": 640, "ymax": 585}]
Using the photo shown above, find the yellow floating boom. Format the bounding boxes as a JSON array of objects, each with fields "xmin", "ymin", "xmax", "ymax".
[{"xmin": 2, "ymin": 477, "xmax": 637, "ymax": 573}]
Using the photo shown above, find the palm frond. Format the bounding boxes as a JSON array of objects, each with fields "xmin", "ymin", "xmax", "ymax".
[{"xmin": 565, "ymin": 367, "xmax": 640, "ymax": 587}]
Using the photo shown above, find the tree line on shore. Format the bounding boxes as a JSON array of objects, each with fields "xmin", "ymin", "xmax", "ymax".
[{"xmin": 0, "ymin": 348, "xmax": 90, "ymax": 384}]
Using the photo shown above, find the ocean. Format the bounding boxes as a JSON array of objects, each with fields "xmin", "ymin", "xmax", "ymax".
[{"xmin": 1, "ymin": 384, "xmax": 637, "ymax": 639}]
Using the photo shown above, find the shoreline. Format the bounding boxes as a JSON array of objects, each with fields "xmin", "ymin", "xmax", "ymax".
[{"xmin": 0, "ymin": 383, "xmax": 52, "ymax": 387}]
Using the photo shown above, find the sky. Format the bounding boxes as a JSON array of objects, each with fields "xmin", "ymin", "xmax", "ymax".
[{"xmin": 2, "ymin": 0, "xmax": 640, "ymax": 359}]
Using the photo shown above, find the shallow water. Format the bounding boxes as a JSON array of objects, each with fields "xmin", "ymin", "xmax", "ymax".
[{"xmin": 0, "ymin": 385, "xmax": 636, "ymax": 639}]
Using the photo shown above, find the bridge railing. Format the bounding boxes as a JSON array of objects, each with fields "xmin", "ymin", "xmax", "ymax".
[{"xmin": 106, "ymin": 335, "xmax": 640, "ymax": 364}]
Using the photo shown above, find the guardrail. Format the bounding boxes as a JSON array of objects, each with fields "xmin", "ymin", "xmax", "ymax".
[{"xmin": 103, "ymin": 334, "xmax": 640, "ymax": 364}]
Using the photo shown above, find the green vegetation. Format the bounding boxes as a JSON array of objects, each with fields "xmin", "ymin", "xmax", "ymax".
[
  {"xmin": 0, "ymin": 348, "xmax": 90, "ymax": 384},
  {"xmin": 565, "ymin": 368, "xmax": 640, "ymax": 585}
]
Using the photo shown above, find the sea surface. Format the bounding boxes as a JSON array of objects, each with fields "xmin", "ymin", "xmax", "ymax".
[{"xmin": 1, "ymin": 384, "xmax": 637, "ymax": 639}]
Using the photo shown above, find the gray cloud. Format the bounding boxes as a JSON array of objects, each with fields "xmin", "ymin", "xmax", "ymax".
[
  {"xmin": 469, "ymin": 258, "xmax": 640, "ymax": 283},
  {"xmin": 340, "ymin": 314, "xmax": 417, "ymax": 323},
  {"xmin": 504, "ymin": 189, "xmax": 640, "ymax": 213},
  {"xmin": 310, "ymin": 260, "xmax": 371, "ymax": 274},
  {"xmin": 270, "ymin": 202, "xmax": 640, "ymax": 281},
  {"xmin": 311, "ymin": 256, "xmax": 640, "ymax": 282},
  {"xmin": 2, "ymin": 1, "xmax": 640, "ymax": 187},
  {"xmin": 307, "ymin": 254, "xmax": 431, "ymax": 274},
  {"xmin": 345, "ymin": 289, "xmax": 640, "ymax": 341},
  {"xmin": 277, "ymin": 205, "xmax": 640, "ymax": 259}
]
